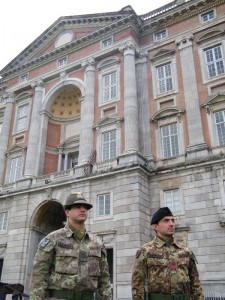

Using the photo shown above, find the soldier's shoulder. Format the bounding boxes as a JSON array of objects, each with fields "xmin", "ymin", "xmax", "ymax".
[
  {"xmin": 88, "ymin": 233, "xmax": 104, "ymax": 246},
  {"xmin": 38, "ymin": 228, "xmax": 65, "ymax": 251}
]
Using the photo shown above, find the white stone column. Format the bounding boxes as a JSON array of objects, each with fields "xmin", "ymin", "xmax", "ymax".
[
  {"xmin": 176, "ymin": 34, "xmax": 207, "ymax": 156},
  {"xmin": 64, "ymin": 153, "xmax": 68, "ymax": 170},
  {"xmin": 0, "ymin": 92, "xmax": 14, "ymax": 185},
  {"xmin": 120, "ymin": 41, "xmax": 139, "ymax": 153},
  {"xmin": 136, "ymin": 51, "xmax": 153, "ymax": 160},
  {"xmin": 24, "ymin": 79, "xmax": 45, "ymax": 177},
  {"xmin": 78, "ymin": 58, "xmax": 95, "ymax": 164},
  {"xmin": 57, "ymin": 152, "xmax": 62, "ymax": 171}
]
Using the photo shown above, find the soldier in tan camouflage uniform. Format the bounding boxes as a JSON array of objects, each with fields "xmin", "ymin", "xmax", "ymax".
[
  {"xmin": 30, "ymin": 192, "xmax": 112, "ymax": 300},
  {"xmin": 132, "ymin": 207, "xmax": 204, "ymax": 300}
]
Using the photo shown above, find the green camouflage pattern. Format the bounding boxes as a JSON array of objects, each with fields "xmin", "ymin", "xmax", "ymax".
[
  {"xmin": 30, "ymin": 223, "xmax": 112, "ymax": 300},
  {"xmin": 132, "ymin": 235, "xmax": 204, "ymax": 300}
]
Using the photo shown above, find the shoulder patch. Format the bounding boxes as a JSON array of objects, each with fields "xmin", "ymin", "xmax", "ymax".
[
  {"xmin": 135, "ymin": 250, "xmax": 141, "ymax": 258},
  {"xmin": 39, "ymin": 237, "xmax": 51, "ymax": 249}
]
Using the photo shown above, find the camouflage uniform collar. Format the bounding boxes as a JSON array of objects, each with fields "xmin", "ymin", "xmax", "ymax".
[
  {"xmin": 154, "ymin": 235, "xmax": 182, "ymax": 248},
  {"xmin": 64, "ymin": 221, "xmax": 88, "ymax": 239}
]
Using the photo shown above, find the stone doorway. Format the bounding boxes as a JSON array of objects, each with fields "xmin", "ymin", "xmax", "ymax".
[{"xmin": 25, "ymin": 200, "xmax": 66, "ymax": 291}]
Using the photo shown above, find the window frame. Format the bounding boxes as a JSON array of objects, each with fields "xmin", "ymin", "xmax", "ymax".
[
  {"xmin": 151, "ymin": 55, "xmax": 178, "ymax": 99},
  {"xmin": 57, "ymin": 56, "xmax": 68, "ymax": 68},
  {"xmin": 8, "ymin": 156, "xmax": 23, "ymax": 183},
  {"xmin": 98, "ymin": 57, "xmax": 120, "ymax": 107},
  {"xmin": 14, "ymin": 100, "xmax": 31, "ymax": 134},
  {"xmin": 97, "ymin": 193, "xmax": 112, "ymax": 217},
  {"xmin": 154, "ymin": 29, "xmax": 167, "ymax": 42},
  {"xmin": 101, "ymin": 129, "xmax": 117, "ymax": 161},
  {"xmin": 0, "ymin": 211, "xmax": 9, "ymax": 232},
  {"xmin": 200, "ymin": 9, "xmax": 216, "ymax": 23},
  {"xmin": 94, "ymin": 191, "xmax": 113, "ymax": 220},
  {"xmin": 161, "ymin": 122, "xmax": 180, "ymax": 158},
  {"xmin": 164, "ymin": 189, "xmax": 181, "ymax": 213},
  {"xmin": 205, "ymin": 45, "xmax": 225, "ymax": 79},
  {"xmin": 101, "ymin": 36, "xmax": 113, "ymax": 48},
  {"xmin": 5, "ymin": 145, "xmax": 26, "ymax": 184},
  {"xmin": 20, "ymin": 73, "xmax": 29, "ymax": 83}
]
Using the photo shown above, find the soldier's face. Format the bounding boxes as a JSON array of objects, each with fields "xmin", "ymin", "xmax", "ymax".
[
  {"xmin": 65, "ymin": 204, "xmax": 88, "ymax": 224},
  {"xmin": 153, "ymin": 216, "xmax": 175, "ymax": 239}
]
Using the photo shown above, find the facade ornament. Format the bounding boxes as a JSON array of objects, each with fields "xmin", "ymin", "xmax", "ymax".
[
  {"xmin": 176, "ymin": 33, "xmax": 194, "ymax": 50},
  {"xmin": 31, "ymin": 78, "xmax": 44, "ymax": 89},
  {"xmin": 119, "ymin": 40, "xmax": 138, "ymax": 55},
  {"xmin": 2, "ymin": 91, "xmax": 15, "ymax": 103},
  {"xmin": 81, "ymin": 57, "xmax": 95, "ymax": 69},
  {"xmin": 136, "ymin": 50, "xmax": 149, "ymax": 64}
]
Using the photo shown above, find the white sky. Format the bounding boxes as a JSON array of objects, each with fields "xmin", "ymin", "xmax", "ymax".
[{"xmin": 0, "ymin": 0, "xmax": 170, "ymax": 71}]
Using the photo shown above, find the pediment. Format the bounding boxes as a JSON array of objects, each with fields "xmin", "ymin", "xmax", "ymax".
[
  {"xmin": 0, "ymin": 8, "xmax": 136, "ymax": 76},
  {"xmin": 93, "ymin": 115, "xmax": 123, "ymax": 128},
  {"xmin": 97, "ymin": 57, "xmax": 120, "ymax": 70},
  {"xmin": 202, "ymin": 91, "xmax": 225, "ymax": 112},
  {"xmin": 151, "ymin": 48, "xmax": 175, "ymax": 61},
  {"xmin": 197, "ymin": 29, "xmax": 225, "ymax": 43},
  {"xmin": 58, "ymin": 135, "xmax": 80, "ymax": 150},
  {"xmin": 151, "ymin": 107, "xmax": 185, "ymax": 122},
  {"xmin": 6, "ymin": 144, "xmax": 26, "ymax": 154}
]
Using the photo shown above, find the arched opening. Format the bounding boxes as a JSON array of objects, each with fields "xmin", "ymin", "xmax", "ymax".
[{"xmin": 25, "ymin": 200, "xmax": 66, "ymax": 291}]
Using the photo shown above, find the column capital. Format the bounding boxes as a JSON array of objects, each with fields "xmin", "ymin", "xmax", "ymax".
[
  {"xmin": 31, "ymin": 79, "xmax": 45, "ymax": 90},
  {"xmin": 136, "ymin": 50, "xmax": 148, "ymax": 64},
  {"xmin": 3, "ymin": 91, "xmax": 15, "ymax": 103},
  {"xmin": 176, "ymin": 33, "xmax": 193, "ymax": 50},
  {"xmin": 119, "ymin": 40, "xmax": 138, "ymax": 56},
  {"xmin": 82, "ymin": 58, "xmax": 96, "ymax": 71}
]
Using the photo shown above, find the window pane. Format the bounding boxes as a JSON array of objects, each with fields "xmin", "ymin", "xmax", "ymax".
[
  {"xmin": 103, "ymin": 72, "xmax": 117, "ymax": 102},
  {"xmin": 215, "ymin": 111, "xmax": 225, "ymax": 146},
  {"xmin": 206, "ymin": 46, "xmax": 225, "ymax": 78},
  {"xmin": 157, "ymin": 63, "xmax": 173, "ymax": 94},
  {"xmin": 102, "ymin": 130, "xmax": 116, "ymax": 160},
  {"xmin": 16, "ymin": 104, "xmax": 29, "ymax": 131},
  {"xmin": 0, "ymin": 212, "xmax": 8, "ymax": 231},
  {"xmin": 161, "ymin": 124, "xmax": 179, "ymax": 158},
  {"xmin": 164, "ymin": 190, "xmax": 180, "ymax": 212},
  {"xmin": 97, "ymin": 194, "xmax": 111, "ymax": 216},
  {"xmin": 9, "ymin": 157, "xmax": 22, "ymax": 183}
]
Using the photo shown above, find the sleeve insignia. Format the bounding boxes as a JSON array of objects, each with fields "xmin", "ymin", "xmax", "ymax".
[
  {"xmin": 135, "ymin": 250, "xmax": 141, "ymax": 258},
  {"xmin": 39, "ymin": 237, "xmax": 51, "ymax": 249}
]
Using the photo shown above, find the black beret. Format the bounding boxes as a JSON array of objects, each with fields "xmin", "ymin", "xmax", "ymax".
[{"xmin": 151, "ymin": 207, "xmax": 173, "ymax": 225}]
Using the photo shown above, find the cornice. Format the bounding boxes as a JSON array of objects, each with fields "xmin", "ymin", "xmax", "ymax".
[
  {"xmin": 1, "ymin": 14, "xmax": 142, "ymax": 79},
  {"xmin": 141, "ymin": 0, "xmax": 225, "ymax": 36}
]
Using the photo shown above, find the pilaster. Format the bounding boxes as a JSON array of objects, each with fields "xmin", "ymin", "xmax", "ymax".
[
  {"xmin": 0, "ymin": 92, "xmax": 15, "ymax": 185},
  {"xmin": 78, "ymin": 58, "xmax": 96, "ymax": 164},
  {"xmin": 24, "ymin": 79, "xmax": 45, "ymax": 178},
  {"xmin": 176, "ymin": 34, "xmax": 208, "ymax": 159}
]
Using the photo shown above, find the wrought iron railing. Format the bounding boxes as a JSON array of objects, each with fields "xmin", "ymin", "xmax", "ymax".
[{"xmin": 140, "ymin": 1, "xmax": 177, "ymax": 20}]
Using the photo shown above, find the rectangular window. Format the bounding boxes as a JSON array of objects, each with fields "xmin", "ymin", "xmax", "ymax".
[
  {"xmin": 15, "ymin": 103, "xmax": 29, "ymax": 132},
  {"xmin": 8, "ymin": 156, "xmax": 22, "ymax": 183},
  {"xmin": 157, "ymin": 63, "xmax": 173, "ymax": 94},
  {"xmin": 0, "ymin": 122, "xmax": 2, "ymax": 134},
  {"xmin": 205, "ymin": 46, "xmax": 225, "ymax": 78},
  {"xmin": 0, "ymin": 212, "xmax": 8, "ymax": 231},
  {"xmin": 161, "ymin": 123, "xmax": 179, "ymax": 158},
  {"xmin": 214, "ymin": 110, "xmax": 225, "ymax": 146},
  {"xmin": 103, "ymin": 72, "xmax": 117, "ymax": 102},
  {"xmin": 58, "ymin": 57, "xmax": 67, "ymax": 67},
  {"xmin": 164, "ymin": 189, "xmax": 180, "ymax": 212},
  {"xmin": 102, "ymin": 37, "xmax": 113, "ymax": 48},
  {"xmin": 102, "ymin": 130, "xmax": 116, "ymax": 160},
  {"xmin": 20, "ymin": 74, "xmax": 29, "ymax": 83},
  {"xmin": 201, "ymin": 10, "xmax": 215, "ymax": 22},
  {"xmin": 155, "ymin": 29, "xmax": 167, "ymax": 41},
  {"xmin": 97, "ymin": 193, "xmax": 111, "ymax": 216}
]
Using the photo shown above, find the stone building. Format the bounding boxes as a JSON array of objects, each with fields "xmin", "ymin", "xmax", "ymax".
[{"xmin": 0, "ymin": 0, "xmax": 225, "ymax": 298}]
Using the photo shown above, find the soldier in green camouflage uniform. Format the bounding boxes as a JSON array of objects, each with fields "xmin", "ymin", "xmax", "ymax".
[
  {"xmin": 132, "ymin": 207, "xmax": 204, "ymax": 300},
  {"xmin": 30, "ymin": 192, "xmax": 112, "ymax": 300}
]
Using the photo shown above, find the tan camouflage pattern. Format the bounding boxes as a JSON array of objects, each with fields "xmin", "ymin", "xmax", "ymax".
[
  {"xmin": 132, "ymin": 235, "xmax": 204, "ymax": 300},
  {"xmin": 30, "ymin": 222, "xmax": 112, "ymax": 300}
]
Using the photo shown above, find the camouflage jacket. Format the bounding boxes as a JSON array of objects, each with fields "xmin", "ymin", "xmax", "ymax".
[
  {"xmin": 132, "ymin": 235, "xmax": 204, "ymax": 300},
  {"xmin": 30, "ymin": 223, "xmax": 112, "ymax": 300}
]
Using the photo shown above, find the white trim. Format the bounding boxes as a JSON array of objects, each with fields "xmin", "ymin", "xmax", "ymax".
[
  {"xmin": 13, "ymin": 97, "xmax": 31, "ymax": 134},
  {"xmin": 94, "ymin": 191, "xmax": 114, "ymax": 221},
  {"xmin": 199, "ymin": 8, "xmax": 216, "ymax": 24}
]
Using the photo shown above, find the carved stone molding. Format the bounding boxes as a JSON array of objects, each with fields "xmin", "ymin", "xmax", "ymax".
[
  {"xmin": 31, "ymin": 79, "xmax": 44, "ymax": 90},
  {"xmin": 119, "ymin": 40, "xmax": 138, "ymax": 56},
  {"xmin": 176, "ymin": 33, "xmax": 194, "ymax": 50}
]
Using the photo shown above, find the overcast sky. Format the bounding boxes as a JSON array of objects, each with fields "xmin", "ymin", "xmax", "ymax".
[{"xmin": 0, "ymin": 0, "xmax": 170, "ymax": 71}]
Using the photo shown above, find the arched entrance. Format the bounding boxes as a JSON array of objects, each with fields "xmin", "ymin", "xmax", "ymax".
[{"xmin": 25, "ymin": 200, "xmax": 66, "ymax": 291}]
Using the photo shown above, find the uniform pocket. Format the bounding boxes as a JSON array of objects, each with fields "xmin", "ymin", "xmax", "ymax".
[
  {"xmin": 55, "ymin": 249, "xmax": 79, "ymax": 274},
  {"xmin": 88, "ymin": 250, "xmax": 101, "ymax": 276}
]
